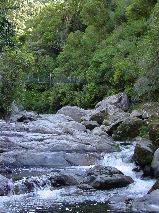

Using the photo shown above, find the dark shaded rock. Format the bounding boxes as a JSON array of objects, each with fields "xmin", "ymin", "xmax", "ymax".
[
  {"xmin": 50, "ymin": 174, "xmax": 79, "ymax": 187},
  {"xmin": 143, "ymin": 165, "xmax": 152, "ymax": 177},
  {"xmin": 84, "ymin": 165, "xmax": 133, "ymax": 190},
  {"xmin": 89, "ymin": 111, "xmax": 106, "ymax": 125},
  {"xmin": 17, "ymin": 115, "xmax": 36, "ymax": 123},
  {"xmin": 10, "ymin": 102, "xmax": 38, "ymax": 122},
  {"xmin": 149, "ymin": 122, "xmax": 159, "ymax": 148},
  {"xmin": 112, "ymin": 117, "xmax": 143, "ymax": 141},
  {"xmin": 133, "ymin": 139, "xmax": 154, "ymax": 168},
  {"xmin": 89, "ymin": 175, "xmax": 133, "ymax": 190},
  {"xmin": 0, "ymin": 174, "xmax": 10, "ymax": 196},
  {"xmin": 82, "ymin": 121, "xmax": 99, "ymax": 130},
  {"xmin": 151, "ymin": 148, "xmax": 159, "ymax": 178},
  {"xmin": 0, "ymin": 166, "xmax": 12, "ymax": 175},
  {"xmin": 78, "ymin": 183, "xmax": 94, "ymax": 190},
  {"xmin": 130, "ymin": 110, "xmax": 143, "ymax": 119},
  {"xmin": 148, "ymin": 180, "xmax": 159, "ymax": 194}
]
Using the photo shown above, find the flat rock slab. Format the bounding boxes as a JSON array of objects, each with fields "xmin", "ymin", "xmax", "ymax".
[
  {"xmin": 132, "ymin": 190, "xmax": 159, "ymax": 213},
  {"xmin": 0, "ymin": 151, "xmax": 100, "ymax": 167}
]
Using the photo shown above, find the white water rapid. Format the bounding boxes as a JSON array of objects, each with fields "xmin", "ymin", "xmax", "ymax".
[{"xmin": 0, "ymin": 143, "xmax": 156, "ymax": 213}]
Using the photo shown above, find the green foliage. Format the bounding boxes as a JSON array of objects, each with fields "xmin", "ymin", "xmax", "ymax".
[
  {"xmin": 0, "ymin": 50, "xmax": 33, "ymax": 111},
  {"xmin": 1, "ymin": 0, "xmax": 159, "ymax": 113}
]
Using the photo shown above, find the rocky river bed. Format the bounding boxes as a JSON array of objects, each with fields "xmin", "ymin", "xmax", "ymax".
[{"xmin": 1, "ymin": 93, "xmax": 159, "ymax": 213}]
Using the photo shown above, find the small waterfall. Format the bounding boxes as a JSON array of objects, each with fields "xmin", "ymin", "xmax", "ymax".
[
  {"xmin": 0, "ymin": 143, "xmax": 156, "ymax": 213},
  {"xmin": 101, "ymin": 143, "xmax": 155, "ymax": 198}
]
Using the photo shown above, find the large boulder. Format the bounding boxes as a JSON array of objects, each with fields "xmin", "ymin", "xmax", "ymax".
[
  {"xmin": 82, "ymin": 93, "xmax": 130, "ymax": 124},
  {"xmin": 95, "ymin": 93, "xmax": 129, "ymax": 112},
  {"xmin": 112, "ymin": 117, "xmax": 143, "ymax": 141},
  {"xmin": 57, "ymin": 106, "xmax": 90, "ymax": 123},
  {"xmin": 151, "ymin": 148, "xmax": 159, "ymax": 178},
  {"xmin": 84, "ymin": 165, "xmax": 133, "ymax": 190},
  {"xmin": 133, "ymin": 139, "xmax": 154, "ymax": 169}
]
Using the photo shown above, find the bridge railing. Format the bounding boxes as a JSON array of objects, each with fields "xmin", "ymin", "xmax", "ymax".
[{"xmin": 25, "ymin": 74, "xmax": 86, "ymax": 85}]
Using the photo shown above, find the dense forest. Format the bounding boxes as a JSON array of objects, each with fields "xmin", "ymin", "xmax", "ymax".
[{"xmin": 0, "ymin": 0, "xmax": 159, "ymax": 114}]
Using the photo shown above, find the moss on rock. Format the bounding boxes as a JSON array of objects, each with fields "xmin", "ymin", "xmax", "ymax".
[{"xmin": 112, "ymin": 117, "xmax": 143, "ymax": 141}]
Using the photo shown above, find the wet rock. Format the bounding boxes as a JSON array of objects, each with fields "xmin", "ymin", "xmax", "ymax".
[
  {"xmin": 132, "ymin": 190, "xmax": 159, "ymax": 213},
  {"xmin": 133, "ymin": 139, "xmax": 154, "ymax": 168},
  {"xmin": 82, "ymin": 121, "xmax": 99, "ymax": 130},
  {"xmin": 112, "ymin": 117, "xmax": 143, "ymax": 141},
  {"xmin": 78, "ymin": 183, "xmax": 94, "ymax": 190},
  {"xmin": 57, "ymin": 106, "xmax": 90, "ymax": 123},
  {"xmin": 50, "ymin": 173, "xmax": 79, "ymax": 187},
  {"xmin": 84, "ymin": 165, "xmax": 134, "ymax": 190},
  {"xmin": 151, "ymin": 148, "xmax": 159, "ymax": 178},
  {"xmin": 89, "ymin": 175, "xmax": 133, "ymax": 190},
  {"xmin": 148, "ymin": 180, "xmax": 159, "ymax": 194},
  {"xmin": 0, "ymin": 174, "xmax": 10, "ymax": 196}
]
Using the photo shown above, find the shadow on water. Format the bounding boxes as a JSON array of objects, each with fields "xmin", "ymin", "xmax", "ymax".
[{"xmin": 18, "ymin": 201, "xmax": 132, "ymax": 213}]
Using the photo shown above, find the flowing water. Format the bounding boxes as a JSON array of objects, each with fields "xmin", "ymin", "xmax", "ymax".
[{"xmin": 0, "ymin": 143, "xmax": 155, "ymax": 213}]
